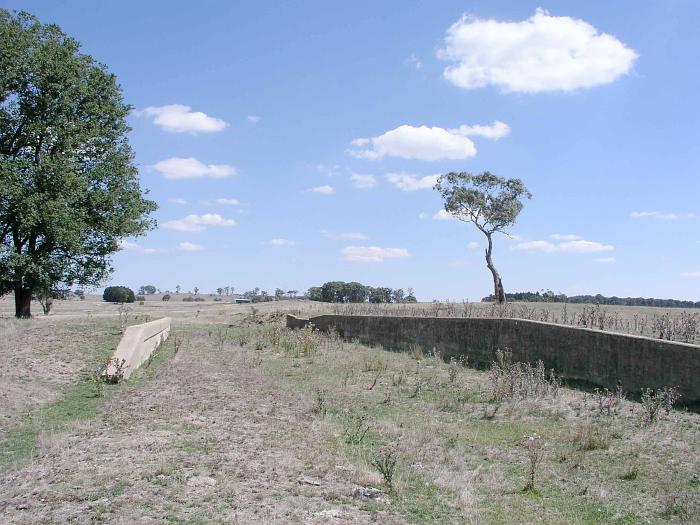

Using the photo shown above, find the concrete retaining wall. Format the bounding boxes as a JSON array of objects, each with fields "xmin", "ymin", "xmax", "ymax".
[
  {"xmin": 287, "ymin": 314, "xmax": 700, "ymax": 404},
  {"xmin": 107, "ymin": 317, "xmax": 171, "ymax": 380}
]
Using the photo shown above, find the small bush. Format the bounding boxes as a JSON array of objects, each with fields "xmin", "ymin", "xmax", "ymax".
[
  {"xmin": 182, "ymin": 296, "xmax": 194, "ymax": 302},
  {"xmin": 343, "ymin": 413, "xmax": 371, "ymax": 445},
  {"xmin": 488, "ymin": 349, "xmax": 560, "ymax": 401},
  {"xmin": 641, "ymin": 387, "xmax": 681, "ymax": 426},
  {"xmin": 522, "ymin": 434, "xmax": 545, "ymax": 492},
  {"xmin": 103, "ymin": 286, "xmax": 135, "ymax": 303},
  {"xmin": 162, "ymin": 294, "xmax": 171, "ymax": 301},
  {"xmin": 571, "ymin": 421, "xmax": 610, "ymax": 451},
  {"xmin": 372, "ymin": 446, "xmax": 399, "ymax": 490},
  {"xmin": 135, "ymin": 295, "xmax": 146, "ymax": 302},
  {"xmin": 312, "ymin": 386, "xmax": 327, "ymax": 417}
]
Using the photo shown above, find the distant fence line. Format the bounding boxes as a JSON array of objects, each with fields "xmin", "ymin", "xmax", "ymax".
[{"xmin": 287, "ymin": 314, "xmax": 700, "ymax": 405}]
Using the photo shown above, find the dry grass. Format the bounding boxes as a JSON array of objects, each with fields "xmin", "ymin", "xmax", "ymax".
[{"xmin": 0, "ymin": 298, "xmax": 698, "ymax": 523}]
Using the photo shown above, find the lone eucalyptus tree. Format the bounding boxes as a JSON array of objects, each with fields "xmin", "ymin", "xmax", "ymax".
[
  {"xmin": 0, "ymin": 10, "xmax": 156, "ymax": 317},
  {"xmin": 434, "ymin": 172, "xmax": 531, "ymax": 304}
]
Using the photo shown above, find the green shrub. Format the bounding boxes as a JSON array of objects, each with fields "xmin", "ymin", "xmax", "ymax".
[
  {"xmin": 103, "ymin": 286, "xmax": 135, "ymax": 303},
  {"xmin": 162, "ymin": 294, "xmax": 171, "ymax": 301}
]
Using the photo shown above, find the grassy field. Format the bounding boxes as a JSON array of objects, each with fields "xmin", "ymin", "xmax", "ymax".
[{"xmin": 0, "ymin": 296, "xmax": 698, "ymax": 523}]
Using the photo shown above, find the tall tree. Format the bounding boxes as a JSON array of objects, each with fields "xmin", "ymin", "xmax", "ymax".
[
  {"xmin": 434, "ymin": 172, "xmax": 531, "ymax": 304},
  {"xmin": 0, "ymin": 10, "xmax": 156, "ymax": 317}
]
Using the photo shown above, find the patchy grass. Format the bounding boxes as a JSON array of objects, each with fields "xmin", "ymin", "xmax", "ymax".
[
  {"xmin": 0, "ymin": 305, "xmax": 697, "ymax": 524},
  {"xmin": 0, "ymin": 327, "xmax": 175, "ymax": 470},
  {"xmin": 235, "ymin": 318, "xmax": 700, "ymax": 524}
]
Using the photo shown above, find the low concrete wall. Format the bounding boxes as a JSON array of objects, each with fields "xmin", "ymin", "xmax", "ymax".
[
  {"xmin": 107, "ymin": 317, "xmax": 171, "ymax": 380},
  {"xmin": 287, "ymin": 314, "xmax": 700, "ymax": 404}
]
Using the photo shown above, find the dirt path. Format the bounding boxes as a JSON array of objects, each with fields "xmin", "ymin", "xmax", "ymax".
[{"xmin": 0, "ymin": 328, "xmax": 404, "ymax": 524}]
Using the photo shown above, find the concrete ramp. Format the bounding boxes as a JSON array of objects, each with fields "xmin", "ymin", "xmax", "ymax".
[{"xmin": 106, "ymin": 317, "xmax": 171, "ymax": 381}]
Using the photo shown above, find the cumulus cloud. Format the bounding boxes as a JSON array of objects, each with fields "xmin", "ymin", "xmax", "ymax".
[
  {"xmin": 448, "ymin": 120, "xmax": 511, "ymax": 139},
  {"xmin": 551, "ymin": 233, "xmax": 582, "ymax": 241},
  {"xmin": 309, "ymin": 185, "xmax": 335, "ymax": 194},
  {"xmin": 215, "ymin": 198, "xmax": 240, "ymax": 206},
  {"xmin": 439, "ymin": 9, "xmax": 638, "ymax": 93},
  {"xmin": 681, "ymin": 271, "xmax": 700, "ymax": 278},
  {"xmin": 176, "ymin": 242, "xmax": 204, "ymax": 252},
  {"xmin": 168, "ymin": 197, "xmax": 187, "ymax": 205},
  {"xmin": 631, "ymin": 211, "xmax": 695, "ymax": 220},
  {"xmin": 350, "ymin": 125, "xmax": 478, "ymax": 161},
  {"xmin": 317, "ymin": 163, "xmax": 342, "ymax": 177},
  {"xmin": 117, "ymin": 240, "xmax": 159, "ymax": 254},
  {"xmin": 404, "ymin": 54, "xmax": 423, "ymax": 70},
  {"xmin": 138, "ymin": 104, "xmax": 227, "ymax": 133},
  {"xmin": 162, "ymin": 214, "xmax": 236, "ymax": 233},
  {"xmin": 321, "ymin": 230, "xmax": 368, "ymax": 240},
  {"xmin": 341, "ymin": 246, "xmax": 410, "ymax": 262},
  {"xmin": 247, "ymin": 115, "xmax": 260, "ymax": 124},
  {"xmin": 467, "ymin": 241, "xmax": 480, "ymax": 249},
  {"xmin": 350, "ymin": 173, "xmax": 377, "ymax": 189},
  {"xmin": 270, "ymin": 238, "xmax": 296, "ymax": 246},
  {"xmin": 514, "ymin": 239, "xmax": 614, "ymax": 253},
  {"xmin": 153, "ymin": 157, "xmax": 237, "ymax": 179},
  {"xmin": 385, "ymin": 172, "xmax": 440, "ymax": 192},
  {"xmin": 433, "ymin": 209, "xmax": 456, "ymax": 221}
]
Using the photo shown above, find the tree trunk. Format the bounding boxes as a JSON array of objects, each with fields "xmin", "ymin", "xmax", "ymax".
[
  {"xmin": 14, "ymin": 286, "xmax": 32, "ymax": 318},
  {"xmin": 484, "ymin": 234, "xmax": 506, "ymax": 304}
]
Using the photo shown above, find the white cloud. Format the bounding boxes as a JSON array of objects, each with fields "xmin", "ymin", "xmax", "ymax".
[
  {"xmin": 138, "ymin": 104, "xmax": 227, "ymax": 133},
  {"xmin": 551, "ymin": 233, "xmax": 582, "ymax": 241},
  {"xmin": 631, "ymin": 211, "xmax": 695, "ymax": 220},
  {"xmin": 317, "ymin": 163, "xmax": 342, "ymax": 177},
  {"xmin": 681, "ymin": 271, "xmax": 700, "ymax": 278},
  {"xmin": 168, "ymin": 197, "xmax": 187, "ymax": 205},
  {"xmin": 118, "ymin": 240, "xmax": 138, "ymax": 250},
  {"xmin": 117, "ymin": 240, "xmax": 159, "ymax": 254},
  {"xmin": 350, "ymin": 173, "xmax": 377, "ymax": 189},
  {"xmin": 247, "ymin": 115, "xmax": 260, "ymax": 124},
  {"xmin": 309, "ymin": 185, "xmax": 335, "ymax": 195},
  {"xmin": 162, "ymin": 214, "xmax": 236, "ymax": 233},
  {"xmin": 433, "ymin": 209, "xmax": 456, "ymax": 221},
  {"xmin": 594, "ymin": 257, "xmax": 616, "ymax": 263},
  {"xmin": 321, "ymin": 230, "xmax": 368, "ymax": 240},
  {"xmin": 176, "ymin": 242, "xmax": 204, "ymax": 252},
  {"xmin": 341, "ymin": 246, "xmax": 410, "ymax": 262},
  {"xmin": 270, "ymin": 238, "xmax": 296, "ymax": 246},
  {"xmin": 448, "ymin": 120, "xmax": 511, "ymax": 139},
  {"xmin": 385, "ymin": 172, "xmax": 439, "ymax": 192},
  {"xmin": 467, "ymin": 241, "xmax": 480, "ymax": 249},
  {"xmin": 404, "ymin": 54, "xmax": 423, "ymax": 70},
  {"xmin": 439, "ymin": 9, "xmax": 638, "ymax": 93},
  {"xmin": 215, "ymin": 198, "xmax": 240, "ymax": 206},
  {"xmin": 514, "ymin": 239, "xmax": 614, "ymax": 253},
  {"xmin": 350, "ymin": 125, "xmax": 478, "ymax": 161},
  {"xmin": 153, "ymin": 157, "xmax": 237, "ymax": 180}
]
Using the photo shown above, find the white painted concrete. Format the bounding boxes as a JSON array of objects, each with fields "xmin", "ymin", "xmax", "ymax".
[{"xmin": 106, "ymin": 317, "xmax": 171, "ymax": 380}]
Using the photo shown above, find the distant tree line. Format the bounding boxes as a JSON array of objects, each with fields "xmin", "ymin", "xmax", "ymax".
[
  {"xmin": 307, "ymin": 282, "xmax": 417, "ymax": 304},
  {"xmin": 482, "ymin": 290, "xmax": 700, "ymax": 308}
]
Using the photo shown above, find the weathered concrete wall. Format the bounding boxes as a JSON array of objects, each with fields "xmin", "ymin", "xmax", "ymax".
[
  {"xmin": 287, "ymin": 314, "xmax": 700, "ymax": 403},
  {"xmin": 107, "ymin": 317, "xmax": 171, "ymax": 380}
]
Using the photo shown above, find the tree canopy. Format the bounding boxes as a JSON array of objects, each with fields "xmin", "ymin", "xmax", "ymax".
[
  {"xmin": 434, "ymin": 171, "xmax": 531, "ymax": 304},
  {"xmin": 0, "ymin": 10, "xmax": 156, "ymax": 317}
]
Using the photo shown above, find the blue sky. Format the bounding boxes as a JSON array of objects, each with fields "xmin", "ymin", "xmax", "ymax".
[{"xmin": 9, "ymin": 1, "xmax": 699, "ymax": 300}]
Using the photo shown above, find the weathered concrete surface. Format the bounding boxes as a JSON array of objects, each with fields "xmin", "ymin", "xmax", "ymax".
[
  {"xmin": 287, "ymin": 314, "xmax": 700, "ymax": 404},
  {"xmin": 107, "ymin": 317, "xmax": 171, "ymax": 380}
]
